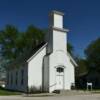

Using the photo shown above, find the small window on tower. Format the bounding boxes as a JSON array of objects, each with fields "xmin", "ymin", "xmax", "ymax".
[{"xmin": 56, "ymin": 67, "xmax": 64, "ymax": 73}]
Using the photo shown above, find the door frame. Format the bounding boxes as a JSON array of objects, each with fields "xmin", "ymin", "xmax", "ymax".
[{"xmin": 54, "ymin": 65, "xmax": 65, "ymax": 90}]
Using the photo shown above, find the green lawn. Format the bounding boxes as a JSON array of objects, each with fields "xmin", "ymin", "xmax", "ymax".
[{"xmin": 0, "ymin": 87, "xmax": 22, "ymax": 95}]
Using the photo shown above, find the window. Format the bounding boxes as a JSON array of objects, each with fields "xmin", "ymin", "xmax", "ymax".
[
  {"xmin": 15, "ymin": 71, "xmax": 18, "ymax": 85},
  {"xmin": 56, "ymin": 67, "xmax": 64, "ymax": 73},
  {"xmin": 10, "ymin": 72, "xmax": 13, "ymax": 85},
  {"xmin": 7, "ymin": 72, "xmax": 9, "ymax": 85},
  {"xmin": 21, "ymin": 69, "xmax": 24, "ymax": 85}
]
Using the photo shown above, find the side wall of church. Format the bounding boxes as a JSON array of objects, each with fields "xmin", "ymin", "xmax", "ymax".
[
  {"xmin": 28, "ymin": 47, "xmax": 46, "ymax": 92},
  {"xmin": 6, "ymin": 65, "xmax": 28, "ymax": 92}
]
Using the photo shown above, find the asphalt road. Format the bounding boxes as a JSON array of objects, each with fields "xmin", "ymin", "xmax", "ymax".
[{"xmin": 0, "ymin": 94, "xmax": 100, "ymax": 100}]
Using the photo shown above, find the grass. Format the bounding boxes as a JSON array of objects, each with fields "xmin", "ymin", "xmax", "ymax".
[
  {"xmin": 0, "ymin": 87, "xmax": 22, "ymax": 96},
  {"xmin": 91, "ymin": 90, "xmax": 100, "ymax": 94},
  {"xmin": 75, "ymin": 89, "xmax": 100, "ymax": 94}
]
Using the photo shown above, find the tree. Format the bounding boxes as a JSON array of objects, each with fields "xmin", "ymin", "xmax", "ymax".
[
  {"xmin": 0, "ymin": 25, "xmax": 45, "ymax": 68},
  {"xmin": 67, "ymin": 42, "xmax": 73, "ymax": 55},
  {"xmin": 0, "ymin": 25, "xmax": 74, "ymax": 69},
  {"xmin": 75, "ymin": 57, "xmax": 89, "ymax": 89},
  {"xmin": 85, "ymin": 38, "xmax": 100, "ymax": 71},
  {"xmin": 0, "ymin": 25, "xmax": 19, "ymax": 61},
  {"xmin": 75, "ymin": 57, "xmax": 88, "ymax": 77},
  {"xmin": 25, "ymin": 25, "xmax": 44, "ymax": 48},
  {"xmin": 75, "ymin": 38, "xmax": 100, "ymax": 89}
]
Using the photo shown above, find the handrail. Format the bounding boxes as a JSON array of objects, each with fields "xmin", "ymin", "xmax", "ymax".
[{"xmin": 49, "ymin": 83, "xmax": 56, "ymax": 87}]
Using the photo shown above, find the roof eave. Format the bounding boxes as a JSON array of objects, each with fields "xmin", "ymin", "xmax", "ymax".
[
  {"xmin": 27, "ymin": 43, "xmax": 47, "ymax": 62},
  {"xmin": 67, "ymin": 52, "xmax": 78, "ymax": 67}
]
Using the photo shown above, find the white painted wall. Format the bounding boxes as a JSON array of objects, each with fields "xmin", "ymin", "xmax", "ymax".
[
  {"xmin": 53, "ymin": 30, "xmax": 67, "ymax": 52},
  {"xmin": 54, "ymin": 14, "xmax": 63, "ymax": 28},
  {"xmin": 28, "ymin": 47, "xmax": 46, "ymax": 91},
  {"xmin": 47, "ymin": 11, "xmax": 75, "ymax": 92},
  {"xmin": 49, "ymin": 51, "xmax": 75, "ymax": 92}
]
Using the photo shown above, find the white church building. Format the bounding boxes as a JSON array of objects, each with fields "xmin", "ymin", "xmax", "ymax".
[{"xmin": 6, "ymin": 11, "xmax": 77, "ymax": 93}]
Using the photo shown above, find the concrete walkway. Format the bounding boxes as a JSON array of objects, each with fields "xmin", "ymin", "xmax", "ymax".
[{"xmin": 0, "ymin": 94, "xmax": 100, "ymax": 100}]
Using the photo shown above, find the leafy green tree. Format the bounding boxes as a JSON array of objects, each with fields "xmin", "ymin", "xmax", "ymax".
[
  {"xmin": 0, "ymin": 25, "xmax": 45, "ymax": 67},
  {"xmin": 0, "ymin": 24, "xmax": 75, "ymax": 70},
  {"xmin": 67, "ymin": 42, "xmax": 73, "ymax": 55},
  {"xmin": 75, "ymin": 57, "xmax": 88, "ymax": 77},
  {"xmin": 25, "ymin": 25, "xmax": 44, "ymax": 48},
  {"xmin": 0, "ymin": 25, "xmax": 19, "ymax": 61},
  {"xmin": 85, "ymin": 38, "xmax": 100, "ymax": 71}
]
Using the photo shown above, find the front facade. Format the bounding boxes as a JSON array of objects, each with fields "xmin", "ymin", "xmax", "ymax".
[{"xmin": 6, "ymin": 11, "xmax": 77, "ymax": 93}]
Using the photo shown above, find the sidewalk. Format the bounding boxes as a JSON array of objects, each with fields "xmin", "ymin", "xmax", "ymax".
[{"xmin": 23, "ymin": 93, "xmax": 56, "ymax": 97}]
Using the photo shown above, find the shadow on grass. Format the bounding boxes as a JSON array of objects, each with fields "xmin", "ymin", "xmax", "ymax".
[{"xmin": 0, "ymin": 86, "xmax": 22, "ymax": 96}]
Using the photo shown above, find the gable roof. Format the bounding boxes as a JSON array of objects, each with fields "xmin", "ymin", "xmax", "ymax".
[
  {"xmin": 27, "ymin": 43, "xmax": 47, "ymax": 62},
  {"xmin": 7, "ymin": 41, "xmax": 77, "ymax": 70},
  {"xmin": 7, "ymin": 42, "xmax": 47, "ymax": 70},
  {"xmin": 27, "ymin": 48, "xmax": 78, "ymax": 67},
  {"xmin": 67, "ymin": 52, "xmax": 78, "ymax": 67}
]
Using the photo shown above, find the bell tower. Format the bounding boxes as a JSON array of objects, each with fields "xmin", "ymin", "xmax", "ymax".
[
  {"xmin": 46, "ymin": 10, "xmax": 69, "ymax": 54},
  {"xmin": 49, "ymin": 10, "xmax": 64, "ymax": 28}
]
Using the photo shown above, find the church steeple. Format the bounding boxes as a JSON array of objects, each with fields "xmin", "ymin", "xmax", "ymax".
[
  {"xmin": 46, "ymin": 10, "xmax": 69, "ymax": 54},
  {"xmin": 49, "ymin": 10, "xmax": 64, "ymax": 29}
]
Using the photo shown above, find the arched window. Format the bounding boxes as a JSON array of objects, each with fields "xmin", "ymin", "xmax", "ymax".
[{"xmin": 56, "ymin": 67, "xmax": 64, "ymax": 73}]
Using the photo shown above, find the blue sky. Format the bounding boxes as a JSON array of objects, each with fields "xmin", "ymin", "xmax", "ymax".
[{"xmin": 0, "ymin": 0, "xmax": 100, "ymax": 57}]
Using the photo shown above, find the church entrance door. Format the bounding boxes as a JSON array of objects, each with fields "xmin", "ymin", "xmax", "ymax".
[{"xmin": 56, "ymin": 67, "xmax": 64, "ymax": 90}]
